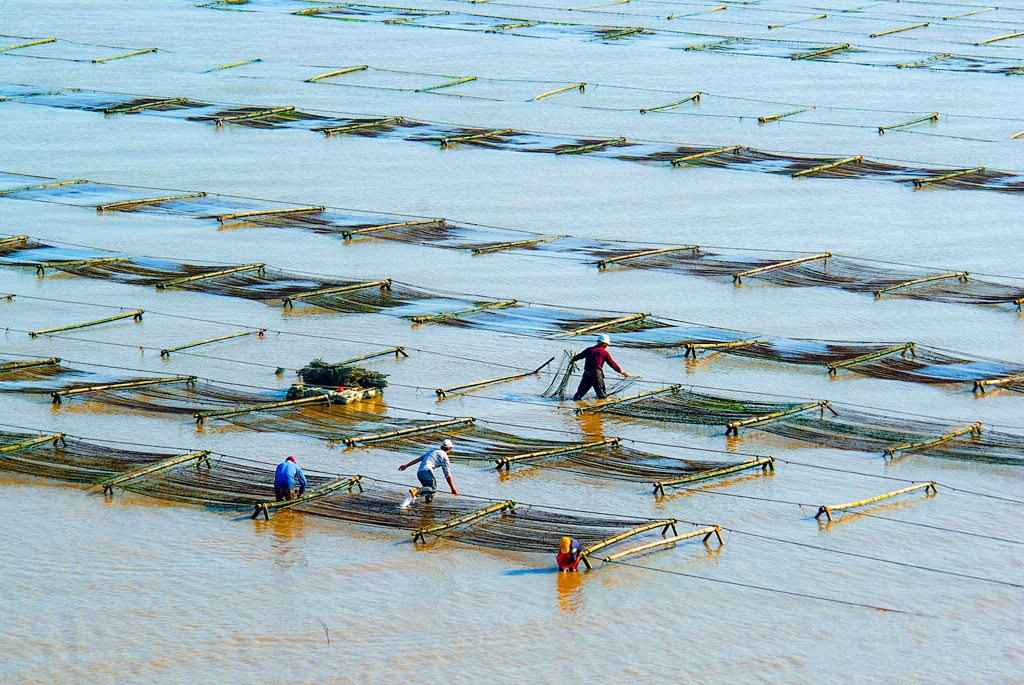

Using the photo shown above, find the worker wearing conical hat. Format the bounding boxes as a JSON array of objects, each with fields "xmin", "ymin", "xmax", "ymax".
[{"xmin": 571, "ymin": 334, "xmax": 629, "ymax": 401}]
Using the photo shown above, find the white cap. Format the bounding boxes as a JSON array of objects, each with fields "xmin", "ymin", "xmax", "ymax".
[
  {"xmin": 441, "ymin": 438, "xmax": 454, "ymax": 450},
  {"xmin": 597, "ymin": 334, "xmax": 611, "ymax": 345}
]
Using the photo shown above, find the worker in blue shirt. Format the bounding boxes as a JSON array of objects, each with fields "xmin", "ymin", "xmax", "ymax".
[{"xmin": 274, "ymin": 455, "xmax": 307, "ymax": 501}]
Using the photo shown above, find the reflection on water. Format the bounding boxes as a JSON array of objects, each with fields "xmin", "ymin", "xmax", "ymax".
[{"xmin": 556, "ymin": 569, "xmax": 584, "ymax": 613}]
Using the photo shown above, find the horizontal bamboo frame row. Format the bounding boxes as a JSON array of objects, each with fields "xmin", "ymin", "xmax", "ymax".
[{"xmin": 815, "ymin": 482, "xmax": 937, "ymax": 521}]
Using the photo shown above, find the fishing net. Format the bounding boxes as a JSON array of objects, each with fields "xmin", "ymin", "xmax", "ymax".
[
  {"xmin": 542, "ymin": 350, "xmax": 635, "ymax": 399},
  {"xmin": 0, "ymin": 359, "xmax": 74, "ymax": 383},
  {"xmin": 0, "ymin": 431, "xmax": 172, "ymax": 482}
]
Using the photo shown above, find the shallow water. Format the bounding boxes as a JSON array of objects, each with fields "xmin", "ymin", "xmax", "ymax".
[{"xmin": 1, "ymin": 0, "xmax": 1023, "ymax": 682}]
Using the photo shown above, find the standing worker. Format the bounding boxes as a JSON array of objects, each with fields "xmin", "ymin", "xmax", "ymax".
[
  {"xmin": 572, "ymin": 334, "xmax": 629, "ymax": 401},
  {"xmin": 274, "ymin": 455, "xmax": 307, "ymax": 501},
  {"xmin": 399, "ymin": 438, "xmax": 459, "ymax": 505}
]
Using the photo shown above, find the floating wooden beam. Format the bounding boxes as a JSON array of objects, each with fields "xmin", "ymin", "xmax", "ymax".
[
  {"xmin": 733, "ymin": 253, "xmax": 831, "ymax": 284},
  {"xmin": 339, "ymin": 417, "xmax": 475, "ymax": 446},
  {"xmin": 0, "ymin": 180, "xmax": 87, "ymax": 196},
  {"xmin": 104, "ymin": 98, "xmax": 188, "ymax": 115},
  {"xmin": 815, "ymin": 482, "xmax": 937, "ymax": 521},
  {"xmin": 97, "ymin": 192, "xmax": 207, "ymax": 211},
  {"xmin": 556, "ymin": 312, "xmax": 649, "ymax": 338},
  {"xmin": 879, "ymin": 112, "xmax": 938, "ymax": 133},
  {"xmin": 597, "ymin": 246, "xmax": 699, "ymax": 269},
  {"xmin": 912, "ymin": 169, "xmax": 985, "ymax": 187},
  {"xmin": 214, "ymin": 206, "xmax": 324, "ymax": 222},
  {"xmin": 195, "ymin": 388, "xmax": 378, "ymax": 425},
  {"xmin": 305, "ymin": 65, "xmax": 369, "ymax": 82},
  {"xmin": 485, "ymin": 21, "xmax": 538, "ymax": 33},
  {"xmin": 792, "ymin": 155, "xmax": 863, "ymax": 177},
  {"xmin": 883, "ymin": 423, "xmax": 981, "ymax": 460},
  {"xmin": 437, "ymin": 357, "xmax": 555, "ymax": 399},
  {"xmin": 873, "ymin": 272, "xmax": 968, "ymax": 298},
  {"xmin": 214, "ymin": 106, "xmax": 294, "ymax": 125},
  {"xmin": 827, "ymin": 342, "xmax": 915, "ymax": 375},
  {"xmin": 471, "ymin": 237, "xmax": 556, "ymax": 254},
  {"xmin": 410, "ymin": 300, "xmax": 517, "ymax": 324},
  {"xmin": 0, "ymin": 236, "xmax": 29, "ymax": 246},
  {"xmin": 683, "ymin": 339, "xmax": 760, "ymax": 358},
  {"xmin": 896, "ymin": 53, "xmax": 952, "ymax": 69},
  {"xmin": 576, "ymin": 384, "xmax": 682, "ymax": 415},
  {"xmin": 282, "ymin": 279, "xmax": 392, "ymax": 308},
  {"xmin": 532, "ymin": 83, "xmax": 586, "ymax": 101},
  {"xmin": 870, "ymin": 22, "xmax": 929, "ymax": 37},
  {"xmin": 416, "ymin": 76, "xmax": 477, "ymax": 92},
  {"xmin": 0, "ymin": 38, "xmax": 57, "ymax": 52},
  {"xmin": 581, "ymin": 519, "xmax": 678, "ymax": 570},
  {"xmin": 974, "ymin": 374, "xmax": 1024, "ymax": 394},
  {"xmin": 600, "ymin": 27, "xmax": 645, "ymax": 40},
  {"xmin": 640, "ymin": 93, "xmax": 700, "ymax": 114},
  {"xmin": 342, "ymin": 218, "xmax": 442, "ymax": 239},
  {"xmin": 495, "ymin": 436, "xmax": 620, "ymax": 471},
  {"xmin": 29, "ymin": 310, "xmax": 143, "ymax": 338},
  {"xmin": 0, "ymin": 433, "xmax": 65, "ymax": 455},
  {"xmin": 204, "ymin": 58, "xmax": 262, "ymax": 72},
  {"xmin": 412, "ymin": 500, "xmax": 516, "ymax": 543},
  {"xmin": 726, "ymin": 401, "xmax": 836, "ymax": 436},
  {"xmin": 556, "ymin": 137, "xmax": 627, "ymax": 155},
  {"xmin": 320, "ymin": 116, "xmax": 404, "ymax": 136},
  {"xmin": 100, "ymin": 450, "xmax": 211, "ymax": 495},
  {"xmin": 670, "ymin": 145, "xmax": 742, "ymax": 166},
  {"xmin": 758, "ymin": 108, "xmax": 811, "ymax": 123},
  {"xmin": 92, "ymin": 48, "xmax": 156, "ymax": 64},
  {"xmin": 603, "ymin": 526, "xmax": 723, "ymax": 562},
  {"xmin": 976, "ymin": 31, "xmax": 1024, "ymax": 45},
  {"xmin": 683, "ymin": 37, "xmax": 740, "ymax": 51},
  {"xmin": 792, "ymin": 43, "xmax": 850, "ymax": 60},
  {"xmin": 52, "ymin": 375, "xmax": 195, "ymax": 404},
  {"xmin": 155, "ymin": 264, "xmax": 265, "ymax": 289},
  {"xmin": 382, "ymin": 10, "xmax": 449, "ymax": 24},
  {"xmin": 768, "ymin": 14, "xmax": 825, "ymax": 29},
  {"xmin": 252, "ymin": 475, "xmax": 363, "ymax": 519},
  {"xmin": 0, "ymin": 357, "xmax": 61, "ymax": 373},
  {"xmin": 34, "ymin": 257, "xmax": 129, "ymax": 275},
  {"xmin": 440, "ymin": 129, "xmax": 514, "ymax": 147},
  {"xmin": 943, "ymin": 8, "xmax": 993, "ymax": 19},
  {"xmin": 653, "ymin": 458, "xmax": 774, "ymax": 496},
  {"xmin": 160, "ymin": 329, "xmax": 264, "ymax": 357},
  {"xmin": 334, "ymin": 346, "xmax": 408, "ymax": 366}
]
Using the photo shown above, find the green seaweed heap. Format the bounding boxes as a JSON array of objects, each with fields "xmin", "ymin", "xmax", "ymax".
[{"xmin": 297, "ymin": 359, "xmax": 389, "ymax": 389}]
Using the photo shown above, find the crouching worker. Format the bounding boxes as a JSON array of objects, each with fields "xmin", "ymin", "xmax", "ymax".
[
  {"xmin": 399, "ymin": 438, "xmax": 459, "ymax": 504},
  {"xmin": 557, "ymin": 536, "xmax": 584, "ymax": 572},
  {"xmin": 274, "ymin": 455, "xmax": 307, "ymax": 501}
]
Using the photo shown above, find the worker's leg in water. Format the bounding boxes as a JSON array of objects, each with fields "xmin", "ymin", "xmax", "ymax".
[
  {"xmin": 274, "ymin": 485, "xmax": 290, "ymax": 502},
  {"xmin": 573, "ymin": 371, "xmax": 596, "ymax": 401},
  {"xmin": 592, "ymin": 368, "xmax": 607, "ymax": 400},
  {"xmin": 417, "ymin": 470, "xmax": 437, "ymax": 502}
]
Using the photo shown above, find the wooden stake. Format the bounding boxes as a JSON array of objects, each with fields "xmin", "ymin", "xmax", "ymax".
[
  {"xmin": 827, "ymin": 342, "xmax": 915, "ymax": 374},
  {"xmin": 100, "ymin": 450, "xmax": 211, "ymax": 495},
  {"xmin": 602, "ymin": 526, "xmax": 723, "ymax": 562},
  {"xmin": 733, "ymin": 253, "xmax": 831, "ymax": 284},
  {"xmin": 52, "ymin": 375, "xmax": 195, "ymax": 404},
  {"xmin": 412, "ymin": 500, "xmax": 515, "ymax": 542},
  {"xmin": 437, "ymin": 357, "xmax": 555, "ymax": 399},
  {"xmin": 97, "ymin": 192, "xmax": 207, "ymax": 211},
  {"xmin": 30, "ymin": 310, "xmax": 143, "ymax": 338},
  {"xmin": 883, "ymin": 423, "xmax": 982, "ymax": 460},
  {"xmin": 576, "ymin": 384, "xmax": 682, "ymax": 415},
  {"xmin": 873, "ymin": 272, "xmax": 968, "ymax": 297},
  {"xmin": 726, "ymin": 401, "xmax": 836, "ymax": 435},
  {"xmin": 653, "ymin": 458, "xmax": 774, "ymax": 496},
  {"xmin": 815, "ymin": 482, "xmax": 937, "ymax": 521},
  {"xmin": 155, "ymin": 264, "xmax": 265, "ymax": 289},
  {"xmin": 495, "ymin": 436, "xmax": 620, "ymax": 470},
  {"xmin": 339, "ymin": 417, "xmax": 475, "ymax": 446}
]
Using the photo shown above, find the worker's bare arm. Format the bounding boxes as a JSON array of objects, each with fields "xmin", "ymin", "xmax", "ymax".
[
  {"xmin": 398, "ymin": 457, "xmax": 420, "ymax": 471},
  {"xmin": 446, "ymin": 476, "xmax": 459, "ymax": 496}
]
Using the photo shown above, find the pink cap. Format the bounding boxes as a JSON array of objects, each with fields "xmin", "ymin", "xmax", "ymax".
[{"xmin": 286, "ymin": 456, "xmax": 296, "ymax": 463}]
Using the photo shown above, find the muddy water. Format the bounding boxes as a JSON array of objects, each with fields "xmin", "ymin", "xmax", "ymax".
[{"xmin": 1, "ymin": 0, "xmax": 1023, "ymax": 682}]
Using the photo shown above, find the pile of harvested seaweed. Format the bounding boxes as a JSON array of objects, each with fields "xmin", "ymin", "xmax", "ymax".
[{"xmin": 297, "ymin": 359, "xmax": 389, "ymax": 389}]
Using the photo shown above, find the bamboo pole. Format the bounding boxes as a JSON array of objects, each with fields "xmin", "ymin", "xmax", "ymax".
[
  {"xmin": 0, "ymin": 433, "xmax": 65, "ymax": 454},
  {"xmin": 581, "ymin": 519, "xmax": 678, "ymax": 569},
  {"xmin": 576, "ymin": 384, "xmax": 682, "ymax": 415},
  {"xmin": 214, "ymin": 106, "xmax": 294, "ymax": 125},
  {"xmin": 155, "ymin": 264, "xmax": 265, "ymax": 289},
  {"xmin": 437, "ymin": 357, "xmax": 555, "ymax": 399},
  {"xmin": 555, "ymin": 312, "xmax": 649, "ymax": 338},
  {"xmin": 758, "ymin": 108, "xmax": 811, "ymax": 123},
  {"xmin": 640, "ymin": 93, "xmax": 700, "ymax": 114},
  {"xmin": 670, "ymin": 145, "xmax": 742, "ymax": 166},
  {"xmin": 160, "ymin": 329, "xmax": 264, "ymax": 357},
  {"xmin": 768, "ymin": 14, "xmax": 825, "ymax": 29},
  {"xmin": 104, "ymin": 98, "xmax": 187, "ymax": 115},
  {"xmin": 195, "ymin": 389, "xmax": 375, "ymax": 425},
  {"xmin": 34, "ymin": 257, "xmax": 129, "ymax": 275},
  {"xmin": 896, "ymin": 53, "xmax": 952, "ymax": 68},
  {"xmin": 340, "ymin": 418, "xmax": 475, "ymax": 446},
  {"xmin": 879, "ymin": 112, "xmax": 938, "ymax": 133},
  {"xmin": 204, "ymin": 58, "xmax": 262, "ymax": 72},
  {"xmin": 252, "ymin": 475, "xmax": 363, "ymax": 519},
  {"xmin": 683, "ymin": 339, "xmax": 760, "ymax": 358},
  {"xmin": 92, "ymin": 48, "xmax": 156, "ymax": 63},
  {"xmin": 883, "ymin": 423, "xmax": 981, "ymax": 460},
  {"xmin": 0, "ymin": 357, "xmax": 61, "ymax": 372},
  {"xmin": 912, "ymin": 169, "xmax": 985, "ymax": 187},
  {"xmin": 653, "ymin": 458, "xmax": 774, "ymax": 496},
  {"xmin": 382, "ymin": 10, "xmax": 449, "ymax": 24},
  {"xmin": 305, "ymin": 65, "xmax": 368, "ymax": 82},
  {"xmin": 320, "ymin": 116, "xmax": 404, "ymax": 136},
  {"xmin": 683, "ymin": 37, "xmax": 740, "ymax": 51},
  {"xmin": 726, "ymin": 401, "xmax": 836, "ymax": 435},
  {"xmin": 976, "ymin": 31, "xmax": 1024, "ymax": 45},
  {"xmin": 416, "ymin": 76, "xmax": 477, "ymax": 92},
  {"xmin": 791, "ymin": 43, "xmax": 850, "ymax": 60},
  {"xmin": 597, "ymin": 246, "xmax": 699, "ymax": 269},
  {"xmin": 815, "ymin": 482, "xmax": 937, "ymax": 521},
  {"xmin": 334, "ymin": 346, "xmax": 408, "ymax": 366},
  {"xmin": 52, "ymin": 375, "xmax": 195, "ymax": 404},
  {"xmin": 486, "ymin": 21, "xmax": 537, "ymax": 32},
  {"xmin": 412, "ymin": 500, "xmax": 516, "ymax": 542},
  {"xmin": 342, "ymin": 218, "xmax": 442, "ymax": 239},
  {"xmin": 733, "ymin": 253, "xmax": 831, "ymax": 284},
  {"xmin": 974, "ymin": 374, "xmax": 1024, "ymax": 394},
  {"xmin": 410, "ymin": 300, "xmax": 517, "ymax": 324},
  {"xmin": 100, "ymin": 450, "xmax": 211, "ymax": 495},
  {"xmin": 943, "ymin": 8, "xmax": 992, "ymax": 19},
  {"xmin": 873, "ymin": 272, "xmax": 968, "ymax": 297},
  {"xmin": 97, "ymin": 192, "xmax": 207, "ymax": 211},
  {"xmin": 0, "ymin": 236, "xmax": 29, "ymax": 246},
  {"xmin": 471, "ymin": 237, "xmax": 556, "ymax": 254},
  {"xmin": 0, "ymin": 38, "xmax": 57, "ymax": 52},
  {"xmin": 532, "ymin": 83, "xmax": 586, "ymax": 101},
  {"xmin": 1010, "ymin": 130, "xmax": 1024, "ymax": 140},
  {"xmin": 495, "ymin": 436, "xmax": 620, "ymax": 470},
  {"xmin": 792, "ymin": 155, "xmax": 863, "ymax": 177},
  {"xmin": 603, "ymin": 526, "xmax": 723, "ymax": 562},
  {"xmin": 214, "ymin": 207, "xmax": 324, "ymax": 222},
  {"xmin": 30, "ymin": 310, "xmax": 143, "ymax": 338},
  {"xmin": 441, "ymin": 129, "xmax": 514, "ymax": 147},
  {"xmin": 870, "ymin": 22, "xmax": 929, "ymax": 37},
  {"xmin": 0, "ymin": 180, "xmax": 87, "ymax": 196},
  {"xmin": 827, "ymin": 342, "xmax": 915, "ymax": 375},
  {"xmin": 556, "ymin": 137, "xmax": 627, "ymax": 155},
  {"xmin": 282, "ymin": 280, "xmax": 392, "ymax": 308},
  {"xmin": 600, "ymin": 27, "xmax": 645, "ymax": 39}
]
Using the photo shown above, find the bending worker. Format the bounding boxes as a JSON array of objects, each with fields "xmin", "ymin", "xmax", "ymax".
[
  {"xmin": 274, "ymin": 455, "xmax": 306, "ymax": 501},
  {"xmin": 557, "ymin": 536, "xmax": 584, "ymax": 572},
  {"xmin": 572, "ymin": 333, "xmax": 629, "ymax": 401},
  {"xmin": 399, "ymin": 438, "xmax": 459, "ymax": 503}
]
